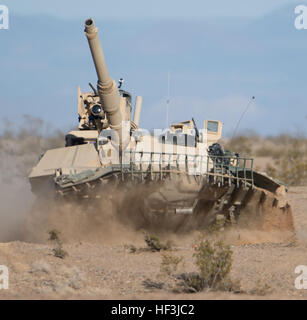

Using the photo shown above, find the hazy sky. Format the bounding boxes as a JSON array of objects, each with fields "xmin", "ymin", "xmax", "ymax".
[
  {"xmin": 0, "ymin": 0, "xmax": 306, "ymax": 136},
  {"xmin": 1, "ymin": 0, "xmax": 299, "ymax": 19}
]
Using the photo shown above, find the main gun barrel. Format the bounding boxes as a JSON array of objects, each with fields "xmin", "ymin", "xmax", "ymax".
[{"xmin": 84, "ymin": 18, "xmax": 124, "ymax": 147}]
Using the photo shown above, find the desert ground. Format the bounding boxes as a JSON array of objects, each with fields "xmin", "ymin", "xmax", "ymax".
[
  {"xmin": 0, "ymin": 188, "xmax": 306, "ymax": 300},
  {"xmin": 0, "ymin": 124, "xmax": 307, "ymax": 300}
]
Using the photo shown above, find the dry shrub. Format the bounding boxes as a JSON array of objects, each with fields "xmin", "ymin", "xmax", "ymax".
[
  {"xmin": 52, "ymin": 246, "xmax": 68, "ymax": 259},
  {"xmin": 124, "ymin": 234, "xmax": 173, "ymax": 254},
  {"xmin": 264, "ymin": 135, "xmax": 307, "ymax": 186},
  {"xmin": 255, "ymin": 146, "xmax": 284, "ymax": 158},
  {"xmin": 249, "ymin": 279, "xmax": 272, "ymax": 296},
  {"xmin": 125, "ymin": 244, "xmax": 138, "ymax": 253},
  {"xmin": 223, "ymin": 134, "xmax": 257, "ymax": 157},
  {"xmin": 142, "ymin": 279, "xmax": 164, "ymax": 290},
  {"xmin": 48, "ymin": 229, "xmax": 61, "ymax": 242},
  {"xmin": 0, "ymin": 115, "xmax": 65, "ymax": 180},
  {"xmin": 194, "ymin": 240, "xmax": 232, "ymax": 286},
  {"xmin": 178, "ymin": 239, "xmax": 241, "ymax": 293},
  {"xmin": 144, "ymin": 233, "xmax": 172, "ymax": 252},
  {"xmin": 48, "ymin": 229, "xmax": 68, "ymax": 259},
  {"xmin": 160, "ymin": 253, "xmax": 183, "ymax": 276},
  {"xmin": 224, "ymin": 132, "xmax": 307, "ymax": 186}
]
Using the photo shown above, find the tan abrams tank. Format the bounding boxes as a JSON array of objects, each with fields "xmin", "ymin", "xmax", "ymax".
[{"xmin": 28, "ymin": 18, "xmax": 294, "ymax": 233}]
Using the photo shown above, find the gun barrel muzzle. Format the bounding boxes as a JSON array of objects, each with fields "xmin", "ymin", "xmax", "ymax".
[{"xmin": 84, "ymin": 18, "xmax": 110, "ymax": 83}]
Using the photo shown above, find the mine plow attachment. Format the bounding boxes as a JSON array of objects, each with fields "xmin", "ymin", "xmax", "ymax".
[
  {"xmin": 116, "ymin": 179, "xmax": 294, "ymax": 233},
  {"xmin": 196, "ymin": 183, "xmax": 294, "ymax": 232}
]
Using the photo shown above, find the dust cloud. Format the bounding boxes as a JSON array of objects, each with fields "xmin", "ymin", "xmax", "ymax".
[
  {"xmin": 0, "ymin": 116, "xmax": 143, "ymax": 244},
  {"xmin": 0, "ymin": 116, "xmax": 64, "ymax": 242}
]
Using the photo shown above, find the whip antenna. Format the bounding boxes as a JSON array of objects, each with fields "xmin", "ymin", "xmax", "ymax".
[
  {"xmin": 166, "ymin": 71, "xmax": 170, "ymax": 129},
  {"xmin": 231, "ymin": 96, "xmax": 255, "ymax": 140}
]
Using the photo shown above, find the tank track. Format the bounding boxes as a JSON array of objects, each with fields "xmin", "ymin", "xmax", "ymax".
[{"xmin": 53, "ymin": 167, "xmax": 294, "ymax": 233}]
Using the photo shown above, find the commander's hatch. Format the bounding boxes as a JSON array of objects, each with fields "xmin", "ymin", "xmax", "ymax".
[{"xmin": 204, "ymin": 120, "xmax": 223, "ymax": 145}]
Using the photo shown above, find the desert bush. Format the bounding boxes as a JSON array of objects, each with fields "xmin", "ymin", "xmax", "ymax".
[
  {"xmin": 178, "ymin": 272, "xmax": 205, "ymax": 293},
  {"xmin": 125, "ymin": 244, "xmax": 138, "ymax": 253},
  {"xmin": 52, "ymin": 246, "xmax": 68, "ymax": 259},
  {"xmin": 224, "ymin": 135, "xmax": 253, "ymax": 157},
  {"xmin": 0, "ymin": 116, "xmax": 65, "ymax": 182},
  {"xmin": 249, "ymin": 279, "xmax": 272, "ymax": 296},
  {"xmin": 48, "ymin": 229, "xmax": 61, "ymax": 242},
  {"xmin": 193, "ymin": 239, "xmax": 233, "ymax": 289},
  {"xmin": 142, "ymin": 279, "xmax": 164, "ymax": 290},
  {"xmin": 125, "ymin": 234, "xmax": 173, "ymax": 254},
  {"xmin": 160, "ymin": 253, "xmax": 183, "ymax": 276},
  {"xmin": 265, "ymin": 163, "xmax": 278, "ymax": 178},
  {"xmin": 144, "ymin": 233, "xmax": 172, "ymax": 252},
  {"xmin": 48, "ymin": 229, "xmax": 68, "ymax": 259},
  {"xmin": 264, "ymin": 136, "xmax": 307, "ymax": 186},
  {"xmin": 223, "ymin": 133, "xmax": 307, "ymax": 186},
  {"xmin": 177, "ymin": 239, "xmax": 241, "ymax": 293},
  {"xmin": 255, "ymin": 146, "xmax": 284, "ymax": 158}
]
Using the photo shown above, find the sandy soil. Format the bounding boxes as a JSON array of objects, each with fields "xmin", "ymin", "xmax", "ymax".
[{"xmin": 0, "ymin": 186, "xmax": 306, "ymax": 300}]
